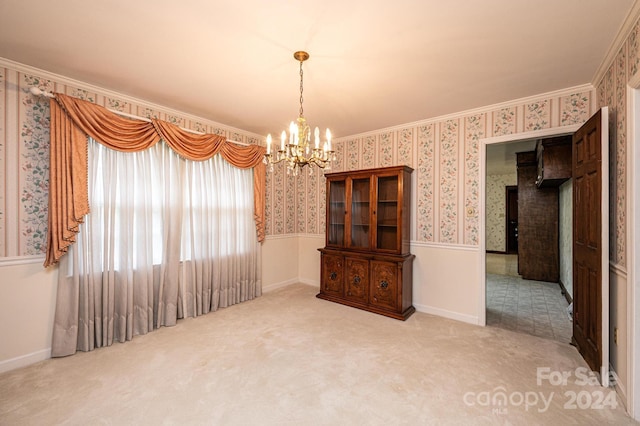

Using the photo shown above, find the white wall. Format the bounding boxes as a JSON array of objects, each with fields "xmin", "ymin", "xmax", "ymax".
[
  {"xmin": 0, "ymin": 259, "xmax": 58, "ymax": 373},
  {"xmin": 610, "ymin": 266, "xmax": 628, "ymax": 402},
  {"xmin": 559, "ymin": 179, "xmax": 573, "ymax": 297},
  {"xmin": 297, "ymin": 235, "xmax": 323, "ymax": 287},
  {"xmin": 412, "ymin": 243, "xmax": 480, "ymax": 324},
  {"xmin": 260, "ymin": 236, "xmax": 301, "ymax": 292}
]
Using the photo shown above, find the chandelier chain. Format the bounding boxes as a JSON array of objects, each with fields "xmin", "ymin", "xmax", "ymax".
[{"xmin": 299, "ymin": 60, "xmax": 304, "ymax": 118}]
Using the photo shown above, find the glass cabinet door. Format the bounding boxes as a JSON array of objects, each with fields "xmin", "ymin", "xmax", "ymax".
[
  {"xmin": 350, "ymin": 177, "xmax": 371, "ymax": 249},
  {"xmin": 327, "ymin": 180, "xmax": 346, "ymax": 246},
  {"xmin": 376, "ymin": 175, "xmax": 399, "ymax": 251}
]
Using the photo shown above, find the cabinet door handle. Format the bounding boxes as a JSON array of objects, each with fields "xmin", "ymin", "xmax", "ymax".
[
  {"xmin": 330, "ymin": 272, "xmax": 337, "ymax": 281},
  {"xmin": 380, "ymin": 280, "xmax": 389, "ymax": 289},
  {"xmin": 353, "ymin": 275, "xmax": 361, "ymax": 284}
]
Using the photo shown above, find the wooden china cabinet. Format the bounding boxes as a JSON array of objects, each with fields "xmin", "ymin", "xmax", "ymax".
[{"xmin": 317, "ymin": 165, "xmax": 415, "ymax": 320}]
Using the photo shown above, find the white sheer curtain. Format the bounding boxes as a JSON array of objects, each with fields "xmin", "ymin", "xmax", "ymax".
[{"xmin": 52, "ymin": 138, "xmax": 261, "ymax": 356}]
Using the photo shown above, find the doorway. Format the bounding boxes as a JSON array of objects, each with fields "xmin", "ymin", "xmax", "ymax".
[
  {"xmin": 505, "ymin": 186, "xmax": 518, "ymax": 254},
  {"xmin": 484, "ymin": 139, "xmax": 573, "ymax": 344},
  {"xmin": 479, "ymin": 111, "xmax": 610, "ymax": 385}
]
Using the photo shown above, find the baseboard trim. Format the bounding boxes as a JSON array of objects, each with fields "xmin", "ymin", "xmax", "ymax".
[
  {"xmin": 558, "ymin": 279, "xmax": 573, "ymax": 304},
  {"xmin": 0, "ymin": 348, "xmax": 51, "ymax": 374},
  {"xmin": 262, "ymin": 279, "xmax": 299, "ymax": 293},
  {"xmin": 414, "ymin": 303, "xmax": 479, "ymax": 325},
  {"xmin": 298, "ymin": 278, "xmax": 319, "ymax": 288},
  {"xmin": 610, "ymin": 366, "xmax": 627, "ymax": 411}
]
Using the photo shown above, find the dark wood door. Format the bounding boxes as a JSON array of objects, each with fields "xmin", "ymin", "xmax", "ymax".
[
  {"xmin": 505, "ymin": 186, "xmax": 518, "ymax": 254},
  {"xmin": 572, "ymin": 108, "xmax": 609, "ymax": 385}
]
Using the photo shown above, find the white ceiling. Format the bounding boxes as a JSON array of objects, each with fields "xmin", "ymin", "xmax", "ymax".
[
  {"xmin": 486, "ymin": 140, "xmax": 536, "ymax": 176},
  {"xmin": 0, "ymin": 0, "xmax": 635, "ymax": 139}
]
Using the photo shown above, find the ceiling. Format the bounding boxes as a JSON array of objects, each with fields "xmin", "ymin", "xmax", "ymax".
[
  {"xmin": 486, "ymin": 140, "xmax": 536, "ymax": 175},
  {"xmin": 0, "ymin": 1, "xmax": 635, "ymax": 139}
]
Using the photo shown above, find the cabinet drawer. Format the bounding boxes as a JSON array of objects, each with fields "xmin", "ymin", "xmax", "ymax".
[
  {"xmin": 369, "ymin": 260, "xmax": 398, "ymax": 310},
  {"xmin": 345, "ymin": 257, "xmax": 369, "ymax": 303},
  {"xmin": 321, "ymin": 254, "xmax": 344, "ymax": 296}
]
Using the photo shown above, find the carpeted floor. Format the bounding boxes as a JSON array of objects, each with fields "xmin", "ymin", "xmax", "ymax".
[{"xmin": 0, "ymin": 284, "xmax": 635, "ymax": 425}]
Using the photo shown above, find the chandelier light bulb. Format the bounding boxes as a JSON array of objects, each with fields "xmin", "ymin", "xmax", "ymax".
[{"xmin": 289, "ymin": 122, "xmax": 295, "ymax": 145}]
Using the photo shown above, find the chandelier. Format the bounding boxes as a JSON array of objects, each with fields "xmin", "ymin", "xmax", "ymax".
[{"xmin": 264, "ymin": 51, "xmax": 335, "ymax": 175}]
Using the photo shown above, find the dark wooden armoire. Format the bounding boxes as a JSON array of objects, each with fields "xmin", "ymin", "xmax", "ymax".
[{"xmin": 515, "ymin": 135, "xmax": 572, "ymax": 283}]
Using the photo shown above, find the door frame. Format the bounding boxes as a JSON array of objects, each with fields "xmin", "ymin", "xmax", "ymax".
[
  {"xmin": 627, "ymin": 79, "xmax": 640, "ymax": 418},
  {"xmin": 478, "ymin": 126, "xmax": 581, "ymax": 326}
]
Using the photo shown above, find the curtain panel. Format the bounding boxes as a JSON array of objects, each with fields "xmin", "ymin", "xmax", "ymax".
[
  {"xmin": 52, "ymin": 140, "xmax": 261, "ymax": 357},
  {"xmin": 45, "ymin": 94, "xmax": 266, "ymax": 267}
]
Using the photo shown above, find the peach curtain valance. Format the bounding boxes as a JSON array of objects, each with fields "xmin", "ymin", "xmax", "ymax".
[{"xmin": 45, "ymin": 94, "xmax": 266, "ymax": 267}]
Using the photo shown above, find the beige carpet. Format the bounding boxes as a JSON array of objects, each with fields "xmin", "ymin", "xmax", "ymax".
[{"xmin": 0, "ymin": 284, "xmax": 635, "ymax": 425}]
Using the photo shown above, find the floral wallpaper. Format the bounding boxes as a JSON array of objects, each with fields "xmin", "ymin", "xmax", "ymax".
[
  {"xmin": 493, "ymin": 107, "xmax": 516, "ymax": 136},
  {"xmin": 273, "ymin": 162, "xmax": 285, "ymax": 234},
  {"xmin": 485, "ymin": 172, "xmax": 517, "ymax": 252},
  {"xmin": 560, "ymin": 92, "xmax": 591, "ymax": 126},
  {"xmin": 630, "ymin": 21, "xmax": 640, "ymax": 77},
  {"xmin": 265, "ymin": 165, "xmax": 273, "ymax": 236},
  {"xmin": 66, "ymin": 87, "xmax": 95, "ymax": 103},
  {"xmin": 306, "ymin": 167, "xmax": 319, "ymax": 234},
  {"xmin": 287, "ymin": 165, "xmax": 323, "ymax": 235},
  {"xmin": 605, "ymin": 64, "xmax": 617, "ymax": 263},
  {"xmin": 19, "ymin": 74, "xmax": 51, "ymax": 255},
  {"xmin": 347, "ymin": 138, "xmax": 360, "ymax": 170},
  {"xmin": 595, "ymin": 12, "xmax": 640, "ymax": 267},
  {"xmin": 439, "ymin": 119, "xmax": 459, "ymax": 243},
  {"xmin": 0, "ymin": 68, "xmax": 5, "ymax": 256},
  {"xmin": 0, "ymin": 62, "xmax": 264, "ymax": 257},
  {"xmin": 285, "ymin": 171, "xmax": 296, "ymax": 234},
  {"xmin": 464, "ymin": 115, "xmax": 484, "ymax": 245},
  {"xmin": 417, "ymin": 124, "xmax": 435, "ymax": 242},
  {"xmin": 106, "ymin": 96, "xmax": 130, "ymax": 114},
  {"xmin": 398, "ymin": 128, "xmax": 413, "ymax": 167},
  {"xmin": 615, "ymin": 47, "xmax": 627, "ymax": 268},
  {"xmin": 362, "ymin": 135, "xmax": 376, "ymax": 168},
  {"xmin": 524, "ymin": 99, "xmax": 550, "ymax": 131},
  {"xmin": 332, "ymin": 140, "xmax": 345, "ymax": 173},
  {"xmin": 296, "ymin": 171, "xmax": 306, "ymax": 233},
  {"xmin": 318, "ymin": 171, "xmax": 326, "ymax": 234},
  {"xmin": 379, "ymin": 131, "xmax": 394, "ymax": 167}
]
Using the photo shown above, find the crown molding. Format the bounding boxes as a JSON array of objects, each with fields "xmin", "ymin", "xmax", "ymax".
[{"xmin": 592, "ymin": 0, "xmax": 640, "ymax": 85}]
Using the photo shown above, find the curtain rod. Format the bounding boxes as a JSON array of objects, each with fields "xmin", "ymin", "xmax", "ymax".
[{"xmin": 29, "ymin": 87, "xmax": 248, "ymax": 145}]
